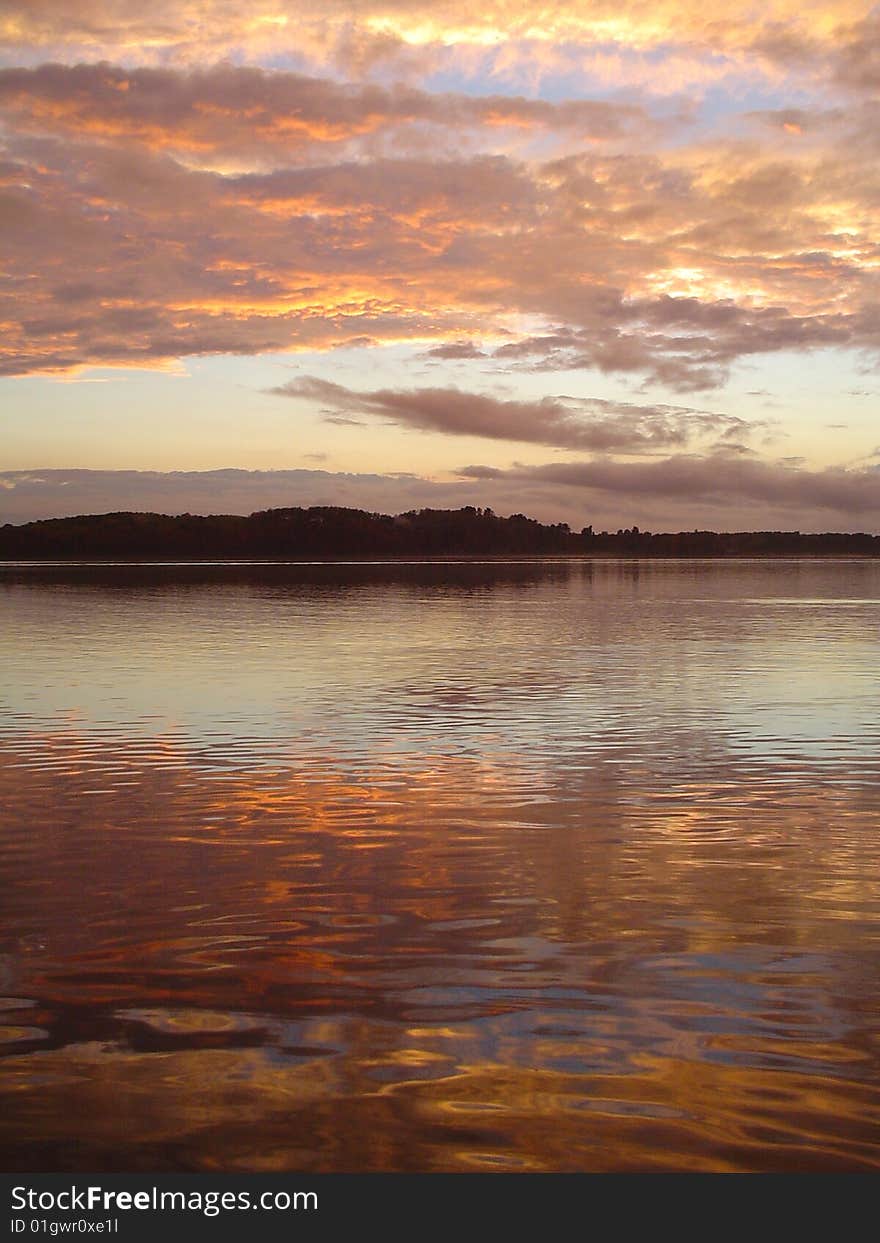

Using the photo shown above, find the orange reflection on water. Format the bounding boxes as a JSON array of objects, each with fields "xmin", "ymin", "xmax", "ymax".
[{"xmin": 1, "ymin": 727, "xmax": 879, "ymax": 1171}]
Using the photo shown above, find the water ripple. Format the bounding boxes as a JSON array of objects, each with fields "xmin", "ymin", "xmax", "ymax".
[{"xmin": 1, "ymin": 558, "xmax": 878, "ymax": 1170}]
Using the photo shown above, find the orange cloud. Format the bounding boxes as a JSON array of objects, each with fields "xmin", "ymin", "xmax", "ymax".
[
  {"xmin": 1, "ymin": 4, "xmax": 879, "ymax": 392},
  {"xmin": 1, "ymin": 120, "xmax": 878, "ymax": 387},
  {"xmin": 0, "ymin": 3, "xmax": 872, "ymax": 68},
  {"xmin": 0, "ymin": 63, "xmax": 652, "ymax": 167}
]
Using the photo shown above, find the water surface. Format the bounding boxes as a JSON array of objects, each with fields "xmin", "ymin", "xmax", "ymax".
[{"xmin": 1, "ymin": 559, "xmax": 878, "ymax": 1171}]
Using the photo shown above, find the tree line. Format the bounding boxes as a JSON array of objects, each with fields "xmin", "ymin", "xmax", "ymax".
[{"xmin": 1, "ymin": 505, "xmax": 878, "ymax": 559}]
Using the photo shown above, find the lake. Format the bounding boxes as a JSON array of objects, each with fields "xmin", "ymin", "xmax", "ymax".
[{"xmin": 1, "ymin": 558, "xmax": 878, "ymax": 1172}]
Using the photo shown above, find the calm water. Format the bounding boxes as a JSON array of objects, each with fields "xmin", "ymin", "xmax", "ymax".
[{"xmin": 1, "ymin": 559, "xmax": 879, "ymax": 1172}]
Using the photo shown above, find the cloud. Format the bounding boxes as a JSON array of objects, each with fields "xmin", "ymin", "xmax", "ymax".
[
  {"xmin": 0, "ymin": 467, "xmax": 444, "ymax": 525},
  {"xmin": 422, "ymin": 341, "xmax": 487, "ymax": 360},
  {"xmin": 2, "ymin": 462, "xmax": 878, "ymax": 534},
  {"xmin": 456, "ymin": 455, "xmax": 880, "ymax": 516},
  {"xmin": 0, "ymin": 63, "xmax": 651, "ymax": 165},
  {"xmin": 828, "ymin": 14, "xmax": 880, "ymax": 92},
  {"xmin": 269, "ymin": 375, "xmax": 750, "ymax": 452},
  {"xmin": 2, "ymin": 8, "xmax": 880, "ymax": 393},
  {"xmin": 3, "ymin": 2, "xmax": 879, "ymax": 546},
  {"xmin": 2, "ymin": 119, "xmax": 879, "ymax": 387},
  {"xmin": 0, "ymin": 4, "xmax": 870, "ymax": 91}
]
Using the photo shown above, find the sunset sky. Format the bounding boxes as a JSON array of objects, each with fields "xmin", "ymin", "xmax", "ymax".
[{"xmin": 2, "ymin": 1, "xmax": 879, "ymax": 531}]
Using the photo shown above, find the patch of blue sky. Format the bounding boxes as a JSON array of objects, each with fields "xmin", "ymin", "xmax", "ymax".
[
  {"xmin": 696, "ymin": 79, "xmax": 820, "ymax": 130},
  {"xmin": 418, "ymin": 43, "xmax": 634, "ymax": 101}
]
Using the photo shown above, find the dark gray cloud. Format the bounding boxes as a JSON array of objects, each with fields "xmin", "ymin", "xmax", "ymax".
[
  {"xmin": 488, "ymin": 298, "xmax": 863, "ymax": 392},
  {"xmin": 422, "ymin": 341, "xmax": 487, "ymax": 360},
  {"xmin": 269, "ymin": 375, "xmax": 750, "ymax": 452},
  {"xmin": 456, "ymin": 455, "xmax": 880, "ymax": 516}
]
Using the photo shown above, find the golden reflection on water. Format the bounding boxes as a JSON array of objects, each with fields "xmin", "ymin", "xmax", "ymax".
[
  {"xmin": 1, "ymin": 736, "xmax": 878, "ymax": 1171},
  {"xmin": 1, "ymin": 561, "xmax": 879, "ymax": 1170}
]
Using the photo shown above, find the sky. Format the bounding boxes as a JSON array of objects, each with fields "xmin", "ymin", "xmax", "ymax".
[{"xmin": 1, "ymin": 1, "xmax": 879, "ymax": 531}]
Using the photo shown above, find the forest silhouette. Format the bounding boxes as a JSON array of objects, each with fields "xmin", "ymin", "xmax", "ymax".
[{"xmin": 1, "ymin": 506, "xmax": 878, "ymax": 559}]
